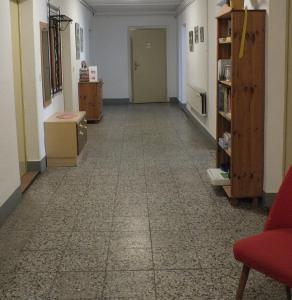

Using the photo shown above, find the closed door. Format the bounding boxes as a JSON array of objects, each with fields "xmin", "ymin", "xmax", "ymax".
[
  {"xmin": 285, "ymin": 1, "xmax": 292, "ymax": 173},
  {"xmin": 10, "ymin": 0, "xmax": 27, "ymax": 177},
  {"xmin": 131, "ymin": 29, "xmax": 167, "ymax": 103}
]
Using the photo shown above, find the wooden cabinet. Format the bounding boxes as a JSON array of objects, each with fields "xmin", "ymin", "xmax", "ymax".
[
  {"xmin": 216, "ymin": 10, "xmax": 266, "ymax": 203},
  {"xmin": 79, "ymin": 81, "xmax": 103, "ymax": 122},
  {"xmin": 44, "ymin": 112, "xmax": 87, "ymax": 167}
]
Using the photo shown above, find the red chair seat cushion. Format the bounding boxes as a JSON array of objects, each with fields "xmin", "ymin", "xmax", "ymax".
[{"xmin": 234, "ymin": 229, "xmax": 292, "ymax": 287}]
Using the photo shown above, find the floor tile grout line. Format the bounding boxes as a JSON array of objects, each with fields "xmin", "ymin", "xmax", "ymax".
[
  {"xmin": 143, "ymin": 133, "xmax": 158, "ymax": 300},
  {"xmin": 100, "ymin": 123, "xmax": 124, "ymax": 299}
]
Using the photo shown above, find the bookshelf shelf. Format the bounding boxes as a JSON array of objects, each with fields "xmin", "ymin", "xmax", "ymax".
[
  {"xmin": 218, "ymin": 80, "xmax": 232, "ymax": 87},
  {"xmin": 223, "ymin": 185, "xmax": 232, "ymax": 197},
  {"xmin": 219, "ymin": 111, "xmax": 231, "ymax": 122},
  {"xmin": 218, "ymin": 143, "xmax": 232, "ymax": 157},
  {"xmin": 215, "ymin": 9, "xmax": 266, "ymax": 203}
]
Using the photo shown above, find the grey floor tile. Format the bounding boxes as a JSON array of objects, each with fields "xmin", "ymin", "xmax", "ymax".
[
  {"xmin": 74, "ymin": 214, "xmax": 113, "ymax": 232},
  {"xmin": 149, "ymin": 215, "xmax": 189, "ymax": 231},
  {"xmin": 153, "ymin": 246, "xmax": 200, "ymax": 270},
  {"xmin": 155, "ymin": 269, "xmax": 221, "ymax": 299},
  {"xmin": 49, "ymin": 272, "xmax": 104, "ymax": 299},
  {"xmin": 0, "ymin": 272, "xmax": 55, "ymax": 299},
  {"xmin": 151, "ymin": 231, "xmax": 196, "ymax": 249},
  {"xmin": 0, "ymin": 230, "xmax": 32, "ymax": 254},
  {"xmin": 23, "ymin": 231, "xmax": 71, "ymax": 251},
  {"xmin": 67, "ymin": 231, "xmax": 110, "ymax": 251},
  {"xmin": 110, "ymin": 231, "xmax": 151, "ymax": 250},
  {"xmin": 112, "ymin": 216, "xmax": 149, "ymax": 232},
  {"xmin": 59, "ymin": 249, "xmax": 107, "ymax": 272},
  {"xmin": 0, "ymin": 250, "xmax": 21, "ymax": 274},
  {"xmin": 107, "ymin": 248, "xmax": 153, "ymax": 271},
  {"xmin": 15, "ymin": 250, "xmax": 63, "ymax": 273},
  {"xmin": 117, "ymin": 176, "xmax": 147, "ymax": 194},
  {"xmin": 104, "ymin": 271, "xmax": 155, "ymax": 299},
  {"xmin": 38, "ymin": 213, "xmax": 76, "ymax": 232}
]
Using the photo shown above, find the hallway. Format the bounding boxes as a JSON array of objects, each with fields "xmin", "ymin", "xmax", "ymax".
[{"xmin": 0, "ymin": 104, "xmax": 284, "ymax": 299}]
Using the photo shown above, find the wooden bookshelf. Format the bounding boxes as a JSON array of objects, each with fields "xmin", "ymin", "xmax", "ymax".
[{"xmin": 216, "ymin": 10, "xmax": 266, "ymax": 204}]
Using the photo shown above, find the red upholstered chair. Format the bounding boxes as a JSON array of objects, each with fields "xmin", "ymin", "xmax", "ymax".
[{"xmin": 233, "ymin": 167, "xmax": 292, "ymax": 300}]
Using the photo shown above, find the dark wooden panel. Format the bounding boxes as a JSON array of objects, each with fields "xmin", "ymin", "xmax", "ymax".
[
  {"xmin": 231, "ymin": 11, "xmax": 265, "ymax": 198},
  {"xmin": 79, "ymin": 82, "xmax": 103, "ymax": 122}
]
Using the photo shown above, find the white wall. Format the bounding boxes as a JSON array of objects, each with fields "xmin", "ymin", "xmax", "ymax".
[
  {"xmin": 91, "ymin": 15, "xmax": 178, "ymax": 100},
  {"xmin": 58, "ymin": 0, "xmax": 93, "ymax": 111},
  {"xmin": 19, "ymin": 0, "xmax": 93, "ymax": 162},
  {"xmin": 178, "ymin": 0, "xmax": 216, "ymax": 136},
  {"xmin": 0, "ymin": 0, "xmax": 21, "ymax": 205}
]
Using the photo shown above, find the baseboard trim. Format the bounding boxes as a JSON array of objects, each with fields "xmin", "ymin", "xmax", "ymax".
[
  {"xmin": 180, "ymin": 102, "xmax": 216, "ymax": 147},
  {"xmin": 103, "ymin": 98, "xmax": 130, "ymax": 105},
  {"xmin": 178, "ymin": 101, "xmax": 187, "ymax": 112},
  {"xmin": 0, "ymin": 186, "xmax": 22, "ymax": 226},
  {"xmin": 262, "ymin": 192, "xmax": 277, "ymax": 208},
  {"xmin": 27, "ymin": 156, "xmax": 47, "ymax": 173},
  {"xmin": 169, "ymin": 97, "xmax": 179, "ymax": 104}
]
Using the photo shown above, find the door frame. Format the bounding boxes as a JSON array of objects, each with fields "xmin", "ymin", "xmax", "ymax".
[
  {"xmin": 178, "ymin": 23, "xmax": 187, "ymax": 104},
  {"xmin": 284, "ymin": 0, "xmax": 292, "ymax": 174},
  {"xmin": 10, "ymin": 0, "xmax": 28, "ymax": 177},
  {"xmin": 128, "ymin": 26, "xmax": 168, "ymax": 103}
]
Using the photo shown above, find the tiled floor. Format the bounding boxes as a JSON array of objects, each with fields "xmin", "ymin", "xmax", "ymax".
[{"xmin": 0, "ymin": 104, "xmax": 285, "ymax": 299}]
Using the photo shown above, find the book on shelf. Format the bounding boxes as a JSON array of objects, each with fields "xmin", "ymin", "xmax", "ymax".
[
  {"xmin": 219, "ymin": 36, "xmax": 232, "ymax": 43},
  {"xmin": 207, "ymin": 168, "xmax": 230, "ymax": 186},
  {"xmin": 218, "ymin": 59, "xmax": 231, "ymax": 81},
  {"xmin": 218, "ymin": 84, "xmax": 231, "ymax": 115}
]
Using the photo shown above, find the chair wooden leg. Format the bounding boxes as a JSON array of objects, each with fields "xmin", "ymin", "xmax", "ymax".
[
  {"xmin": 236, "ymin": 265, "xmax": 250, "ymax": 300},
  {"xmin": 286, "ymin": 286, "xmax": 291, "ymax": 300}
]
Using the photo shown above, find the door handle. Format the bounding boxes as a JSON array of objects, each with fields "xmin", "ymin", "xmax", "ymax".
[{"xmin": 134, "ymin": 61, "xmax": 140, "ymax": 71}]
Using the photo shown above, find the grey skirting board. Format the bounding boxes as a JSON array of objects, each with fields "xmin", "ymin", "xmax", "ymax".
[
  {"xmin": 103, "ymin": 98, "xmax": 130, "ymax": 105},
  {"xmin": 27, "ymin": 156, "xmax": 47, "ymax": 173},
  {"xmin": 0, "ymin": 186, "xmax": 22, "ymax": 226}
]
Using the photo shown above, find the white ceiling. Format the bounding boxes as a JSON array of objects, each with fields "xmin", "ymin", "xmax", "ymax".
[{"xmin": 85, "ymin": 0, "xmax": 184, "ymax": 15}]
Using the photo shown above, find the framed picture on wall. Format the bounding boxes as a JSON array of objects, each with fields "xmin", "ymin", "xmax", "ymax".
[
  {"xmin": 80, "ymin": 27, "xmax": 84, "ymax": 53},
  {"xmin": 75, "ymin": 23, "xmax": 80, "ymax": 60},
  {"xmin": 200, "ymin": 26, "xmax": 204, "ymax": 43},
  {"xmin": 189, "ymin": 31, "xmax": 194, "ymax": 52},
  {"xmin": 194, "ymin": 26, "xmax": 199, "ymax": 44}
]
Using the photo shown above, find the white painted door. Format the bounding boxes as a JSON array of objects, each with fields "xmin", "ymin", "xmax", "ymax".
[
  {"xmin": 10, "ymin": 0, "xmax": 27, "ymax": 177},
  {"xmin": 131, "ymin": 29, "xmax": 167, "ymax": 103}
]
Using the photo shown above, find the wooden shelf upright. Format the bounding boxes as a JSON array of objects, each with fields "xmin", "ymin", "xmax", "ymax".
[{"xmin": 216, "ymin": 10, "xmax": 266, "ymax": 204}]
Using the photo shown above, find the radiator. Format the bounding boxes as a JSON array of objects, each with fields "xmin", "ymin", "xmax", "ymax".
[{"xmin": 186, "ymin": 85, "xmax": 207, "ymax": 117}]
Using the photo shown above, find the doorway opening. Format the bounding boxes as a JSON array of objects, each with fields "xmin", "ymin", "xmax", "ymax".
[
  {"xmin": 130, "ymin": 28, "xmax": 167, "ymax": 103},
  {"xmin": 10, "ymin": 0, "xmax": 38, "ymax": 192},
  {"xmin": 179, "ymin": 24, "xmax": 187, "ymax": 104}
]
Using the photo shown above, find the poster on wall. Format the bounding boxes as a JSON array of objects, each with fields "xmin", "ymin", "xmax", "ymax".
[
  {"xmin": 194, "ymin": 26, "xmax": 199, "ymax": 44},
  {"xmin": 200, "ymin": 26, "xmax": 204, "ymax": 43},
  {"xmin": 80, "ymin": 27, "xmax": 84, "ymax": 53},
  {"xmin": 189, "ymin": 31, "xmax": 194, "ymax": 52},
  {"xmin": 75, "ymin": 23, "xmax": 80, "ymax": 60}
]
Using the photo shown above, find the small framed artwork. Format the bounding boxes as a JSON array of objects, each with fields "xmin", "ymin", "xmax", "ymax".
[
  {"xmin": 194, "ymin": 26, "xmax": 199, "ymax": 44},
  {"xmin": 80, "ymin": 27, "xmax": 84, "ymax": 53},
  {"xmin": 200, "ymin": 26, "xmax": 204, "ymax": 43},
  {"xmin": 189, "ymin": 31, "xmax": 194, "ymax": 52},
  {"xmin": 75, "ymin": 23, "xmax": 80, "ymax": 60}
]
